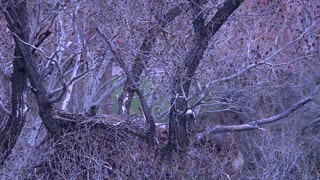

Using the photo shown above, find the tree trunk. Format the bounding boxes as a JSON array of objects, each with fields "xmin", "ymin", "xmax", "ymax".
[
  {"xmin": 0, "ymin": 47, "xmax": 27, "ymax": 165},
  {"xmin": 167, "ymin": 16, "xmax": 209, "ymax": 149},
  {"xmin": 166, "ymin": 0, "xmax": 244, "ymax": 150},
  {"xmin": 2, "ymin": 0, "xmax": 60, "ymax": 136}
]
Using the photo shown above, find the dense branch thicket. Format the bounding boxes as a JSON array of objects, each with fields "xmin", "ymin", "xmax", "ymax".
[{"xmin": 0, "ymin": 0, "xmax": 320, "ymax": 179}]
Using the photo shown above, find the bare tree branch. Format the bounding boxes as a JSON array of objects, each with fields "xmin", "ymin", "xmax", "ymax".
[
  {"xmin": 197, "ymin": 83, "xmax": 320, "ymax": 137},
  {"xmin": 12, "ymin": 32, "xmax": 51, "ymax": 59},
  {"xmin": 2, "ymin": 0, "xmax": 60, "ymax": 135},
  {"xmin": 207, "ymin": 24, "xmax": 313, "ymax": 87},
  {"xmin": 118, "ymin": 2, "xmax": 190, "ymax": 115},
  {"xmin": 94, "ymin": 78, "xmax": 126, "ymax": 105},
  {"xmin": 164, "ymin": 0, "xmax": 244, "ymax": 149},
  {"xmin": 49, "ymin": 64, "xmax": 89, "ymax": 96},
  {"xmin": 0, "ymin": 99, "xmax": 11, "ymax": 115},
  {"xmin": 47, "ymin": 58, "xmax": 67, "ymax": 104},
  {"xmin": 96, "ymin": 28, "xmax": 156, "ymax": 144},
  {"xmin": 301, "ymin": 117, "xmax": 320, "ymax": 135},
  {"xmin": 191, "ymin": 25, "xmax": 315, "ymax": 114}
]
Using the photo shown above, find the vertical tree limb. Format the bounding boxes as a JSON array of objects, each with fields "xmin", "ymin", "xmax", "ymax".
[
  {"xmin": 118, "ymin": 3, "xmax": 189, "ymax": 115},
  {"xmin": 1, "ymin": 0, "xmax": 60, "ymax": 136},
  {"xmin": 166, "ymin": 0, "xmax": 244, "ymax": 150},
  {"xmin": 0, "ymin": 46, "xmax": 27, "ymax": 165},
  {"xmin": 97, "ymin": 28, "xmax": 156, "ymax": 144}
]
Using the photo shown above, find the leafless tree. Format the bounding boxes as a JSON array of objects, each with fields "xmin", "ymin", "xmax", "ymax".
[{"xmin": 0, "ymin": 0, "xmax": 320, "ymax": 178}]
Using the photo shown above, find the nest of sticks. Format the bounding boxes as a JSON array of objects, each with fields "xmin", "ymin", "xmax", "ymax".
[{"xmin": 32, "ymin": 110, "xmax": 151, "ymax": 179}]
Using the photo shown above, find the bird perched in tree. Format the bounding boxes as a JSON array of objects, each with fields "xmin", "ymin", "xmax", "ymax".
[{"xmin": 85, "ymin": 105, "xmax": 99, "ymax": 117}]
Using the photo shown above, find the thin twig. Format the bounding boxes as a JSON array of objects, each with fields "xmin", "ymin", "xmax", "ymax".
[{"xmin": 0, "ymin": 99, "xmax": 11, "ymax": 115}]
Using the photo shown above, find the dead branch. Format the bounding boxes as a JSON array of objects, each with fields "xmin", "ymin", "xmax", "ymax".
[
  {"xmin": 0, "ymin": 99, "xmax": 11, "ymax": 115},
  {"xmin": 96, "ymin": 27, "xmax": 156, "ymax": 143},
  {"xmin": 48, "ymin": 60, "xmax": 68, "ymax": 104},
  {"xmin": 49, "ymin": 64, "xmax": 90, "ymax": 97},
  {"xmin": 301, "ymin": 117, "xmax": 320, "ymax": 135},
  {"xmin": 94, "ymin": 78, "xmax": 126, "ymax": 105},
  {"xmin": 197, "ymin": 83, "xmax": 320, "ymax": 137}
]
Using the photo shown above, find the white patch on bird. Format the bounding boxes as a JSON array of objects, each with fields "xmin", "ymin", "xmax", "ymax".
[
  {"xmin": 232, "ymin": 151, "xmax": 245, "ymax": 170},
  {"xmin": 186, "ymin": 109, "xmax": 193, "ymax": 115}
]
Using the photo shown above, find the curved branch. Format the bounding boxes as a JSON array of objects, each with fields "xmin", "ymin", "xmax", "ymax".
[
  {"xmin": 0, "ymin": 99, "xmax": 11, "ymax": 115},
  {"xmin": 118, "ymin": 2, "xmax": 190, "ymax": 115},
  {"xmin": 49, "ymin": 64, "xmax": 90, "ymax": 97},
  {"xmin": 3, "ymin": 0, "xmax": 60, "ymax": 135},
  {"xmin": 96, "ymin": 28, "xmax": 156, "ymax": 144},
  {"xmin": 197, "ymin": 83, "xmax": 320, "ymax": 137},
  {"xmin": 94, "ymin": 78, "xmax": 126, "ymax": 105},
  {"xmin": 47, "ymin": 59, "xmax": 68, "ymax": 104},
  {"xmin": 191, "ymin": 26, "xmax": 314, "ymax": 112}
]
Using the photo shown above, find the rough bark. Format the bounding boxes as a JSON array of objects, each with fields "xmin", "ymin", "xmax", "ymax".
[
  {"xmin": 1, "ymin": 0, "xmax": 60, "ymax": 136},
  {"xmin": 166, "ymin": 0, "xmax": 244, "ymax": 150},
  {"xmin": 0, "ymin": 47, "xmax": 27, "ymax": 165}
]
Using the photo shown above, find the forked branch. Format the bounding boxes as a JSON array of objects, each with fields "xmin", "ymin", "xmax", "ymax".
[{"xmin": 197, "ymin": 83, "xmax": 320, "ymax": 137}]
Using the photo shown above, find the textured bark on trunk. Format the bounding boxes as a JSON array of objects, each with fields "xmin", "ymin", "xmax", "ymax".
[
  {"xmin": 2, "ymin": 0, "xmax": 60, "ymax": 136},
  {"xmin": 166, "ymin": 0, "xmax": 244, "ymax": 150},
  {"xmin": 0, "ymin": 47, "xmax": 27, "ymax": 165},
  {"xmin": 168, "ymin": 30, "xmax": 209, "ymax": 150}
]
